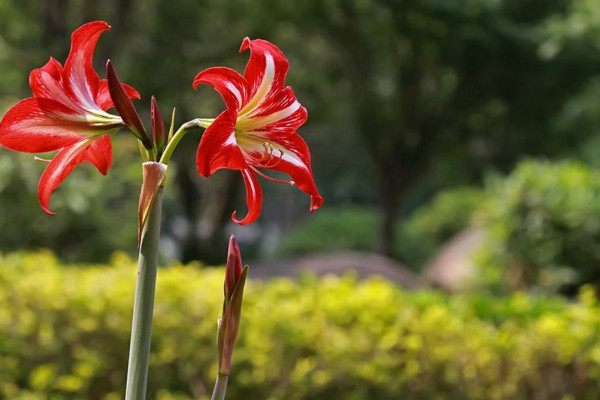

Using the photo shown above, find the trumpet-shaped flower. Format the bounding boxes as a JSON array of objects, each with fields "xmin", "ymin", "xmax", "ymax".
[
  {"xmin": 0, "ymin": 21, "xmax": 139, "ymax": 214},
  {"xmin": 193, "ymin": 37, "xmax": 323, "ymax": 225}
]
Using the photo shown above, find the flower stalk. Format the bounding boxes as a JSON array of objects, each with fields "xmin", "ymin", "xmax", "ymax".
[
  {"xmin": 211, "ymin": 374, "xmax": 229, "ymax": 400},
  {"xmin": 125, "ymin": 186, "xmax": 164, "ymax": 400}
]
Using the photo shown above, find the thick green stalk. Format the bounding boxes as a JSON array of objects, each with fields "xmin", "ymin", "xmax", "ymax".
[
  {"xmin": 211, "ymin": 374, "xmax": 229, "ymax": 400},
  {"xmin": 125, "ymin": 188, "xmax": 164, "ymax": 400}
]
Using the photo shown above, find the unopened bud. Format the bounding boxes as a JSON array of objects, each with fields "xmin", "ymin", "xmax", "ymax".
[
  {"xmin": 151, "ymin": 96, "xmax": 166, "ymax": 153},
  {"xmin": 217, "ymin": 235, "xmax": 248, "ymax": 375},
  {"xmin": 224, "ymin": 235, "xmax": 243, "ymax": 304},
  {"xmin": 106, "ymin": 60, "xmax": 152, "ymax": 149}
]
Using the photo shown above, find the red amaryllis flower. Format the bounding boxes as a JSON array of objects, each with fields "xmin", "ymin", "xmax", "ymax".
[
  {"xmin": 0, "ymin": 21, "xmax": 139, "ymax": 214},
  {"xmin": 193, "ymin": 37, "xmax": 323, "ymax": 225}
]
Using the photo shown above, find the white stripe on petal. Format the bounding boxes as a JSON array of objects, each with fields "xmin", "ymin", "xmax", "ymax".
[
  {"xmin": 238, "ymin": 53, "xmax": 275, "ymax": 116},
  {"xmin": 280, "ymin": 147, "xmax": 307, "ymax": 169},
  {"xmin": 236, "ymin": 100, "xmax": 300, "ymax": 132},
  {"xmin": 224, "ymin": 131, "xmax": 238, "ymax": 146},
  {"xmin": 225, "ymin": 81, "xmax": 243, "ymax": 107}
]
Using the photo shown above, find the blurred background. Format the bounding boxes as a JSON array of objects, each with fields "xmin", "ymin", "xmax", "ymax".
[
  {"xmin": 4, "ymin": 0, "xmax": 600, "ymax": 398},
  {"xmin": 2, "ymin": 0, "xmax": 600, "ymax": 284},
  {"xmin": 3, "ymin": 0, "xmax": 600, "ymax": 294}
]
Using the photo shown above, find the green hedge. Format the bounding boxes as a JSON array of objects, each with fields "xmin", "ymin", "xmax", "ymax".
[{"xmin": 2, "ymin": 252, "xmax": 600, "ymax": 399}]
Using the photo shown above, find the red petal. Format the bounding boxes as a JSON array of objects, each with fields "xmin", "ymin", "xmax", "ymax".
[
  {"xmin": 238, "ymin": 132, "xmax": 323, "ymax": 213},
  {"xmin": 0, "ymin": 98, "xmax": 98, "ymax": 153},
  {"xmin": 270, "ymin": 134, "xmax": 323, "ymax": 211},
  {"xmin": 232, "ymin": 168, "xmax": 263, "ymax": 225},
  {"xmin": 81, "ymin": 135, "xmax": 112, "ymax": 174},
  {"xmin": 236, "ymin": 87, "xmax": 308, "ymax": 135},
  {"xmin": 97, "ymin": 79, "xmax": 141, "ymax": 111},
  {"xmin": 29, "ymin": 58, "xmax": 83, "ymax": 113},
  {"xmin": 39, "ymin": 57, "xmax": 63, "ymax": 79},
  {"xmin": 193, "ymin": 66, "xmax": 249, "ymax": 111},
  {"xmin": 196, "ymin": 111, "xmax": 246, "ymax": 177},
  {"xmin": 63, "ymin": 21, "xmax": 110, "ymax": 109},
  {"xmin": 238, "ymin": 38, "xmax": 290, "ymax": 116},
  {"xmin": 37, "ymin": 138, "xmax": 100, "ymax": 214}
]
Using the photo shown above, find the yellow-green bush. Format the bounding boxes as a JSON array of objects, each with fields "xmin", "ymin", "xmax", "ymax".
[{"xmin": 2, "ymin": 251, "xmax": 600, "ymax": 399}]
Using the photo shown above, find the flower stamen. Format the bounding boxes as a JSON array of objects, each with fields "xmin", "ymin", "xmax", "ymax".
[
  {"xmin": 250, "ymin": 166, "xmax": 294, "ymax": 186},
  {"xmin": 256, "ymin": 142, "xmax": 284, "ymax": 168}
]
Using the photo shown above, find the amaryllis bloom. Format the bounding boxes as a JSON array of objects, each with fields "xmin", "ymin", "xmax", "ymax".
[
  {"xmin": 0, "ymin": 21, "xmax": 139, "ymax": 214},
  {"xmin": 193, "ymin": 37, "xmax": 323, "ymax": 225}
]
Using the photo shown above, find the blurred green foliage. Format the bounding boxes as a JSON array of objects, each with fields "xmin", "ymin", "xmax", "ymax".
[
  {"xmin": 0, "ymin": 137, "xmax": 181, "ymax": 261},
  {"xmin": 277, "ymin": 159, "xmax": 600, "ymax": 293},
  {"xmin": 476, "ymin": 159, "xmax": 600, "ymax": 293},
  {"xmin": 276, "ymin": 187, "xmax": 487, "ymax": 269},
  {"xmin": 404, "ymin": 187, "xmax": 487, "ymax": 243},
  {"xmin": 275, "ymin": 207, "xmax": 380, "ymax": 257},
  {"xmin": 3, "ymin": 0, "xmax": 600, "ymax": 262},
  {"xmin": 396, "ymin": 187, "xmax": 488, "ymax": 266},
  {"xmin": 3, "ymin": 251, "xmax": 600, "ymax": 399}
]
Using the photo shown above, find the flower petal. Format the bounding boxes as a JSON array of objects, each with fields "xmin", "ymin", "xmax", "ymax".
[
  {"xmin": 237, "ymin": 133, "xmax": 323, "ymax": 212},
  {"xmin": 271, "ymin": 135, "xmax": 323, "ymax": 212},
  {"xmin": 63, "ymin": 21, "xmax": 110, "ymax": 111},
  {"xmin": 80, "ymin": 134, "xmax": 112, "ymax": 174},
  {"xmin": 236, "ymin": 87, "xmax": 307, "ymax": 135},
  {"xmin": 37, "ymin": 138, "xmax": 97, "ymax": 214},
  {"xmin": 193, "ymin": 66, "xmax": 249, "ymax": 112},
  {"xmin": 196, "ymin": 111, "xmax": 246, "ymax": 177},
  {"xmin": 39, "ymin": 56, "xmax": 63, "ymax": 79},
  {"xmin": 0, "ymin": 98, "xmax": 102, "ymax": 153},
  {"xmin": 232, "ymin": 168, "xmax": 263, "ymax": 225},
  {"xmin": 29, "ymin": 58, "xmax": 84, "ymax": 113},
  {"xmin": 238, "ymin": 38, "xmax": 290, "ymax": 116},
  {"xmin": 96, "ymin": 79, "xmax": 141, "ymax": 111}
]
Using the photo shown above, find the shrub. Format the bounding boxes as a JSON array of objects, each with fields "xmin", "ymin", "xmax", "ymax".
[
  {"xmin": 275, "ymin": 189, "xmax": 486, "ymax": 270},
  {"xmin": 275, "ymin": 206, "xmax": 380, "ymax": 256},
  {"xmin": 2, "ymin": 251, "xmax": 600, "ymax": 399},
  {"xmin": 395, "ymin": 186, "xmax": 488, "ymax": 267},
  {"xmin": 476, "ymin": 159, "xmax": 600, "ymax": 292},
  {"xmin": 403, "ymin": 187, "xmax": 487, "ymax": 244}
]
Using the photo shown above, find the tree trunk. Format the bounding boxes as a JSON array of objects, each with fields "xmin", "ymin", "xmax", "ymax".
[{"xmin": 378, "ymin": 173, "xmax": 402, "ymax": 256}]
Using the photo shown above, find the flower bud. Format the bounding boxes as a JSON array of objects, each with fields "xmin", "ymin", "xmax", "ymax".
[
  {"xmin": 224, "ymin": 235, "xmax": 243, "ymax": 304},
  {"xmin": 106, "ymin": 60, "xmax": 152, "ymax": 149},
  {"xmin": 217, "ymin": 235, "xmax": 248, "ymax": 375},
  {"xmin": 151, "ymin": 96, "xmax": 166, "ymax": 153}
]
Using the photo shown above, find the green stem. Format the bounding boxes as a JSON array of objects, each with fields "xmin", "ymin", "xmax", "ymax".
[
  {"xmin": 160, "ymin": 118, "xmax": 210, "ymax": 165},
  {"xmin": 211, "ymin": 374, "xmax": 229, "ymax": 400},
  {"xmin": 125, "ymin": 188, "xmax": 164, "ymax": 400}
]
